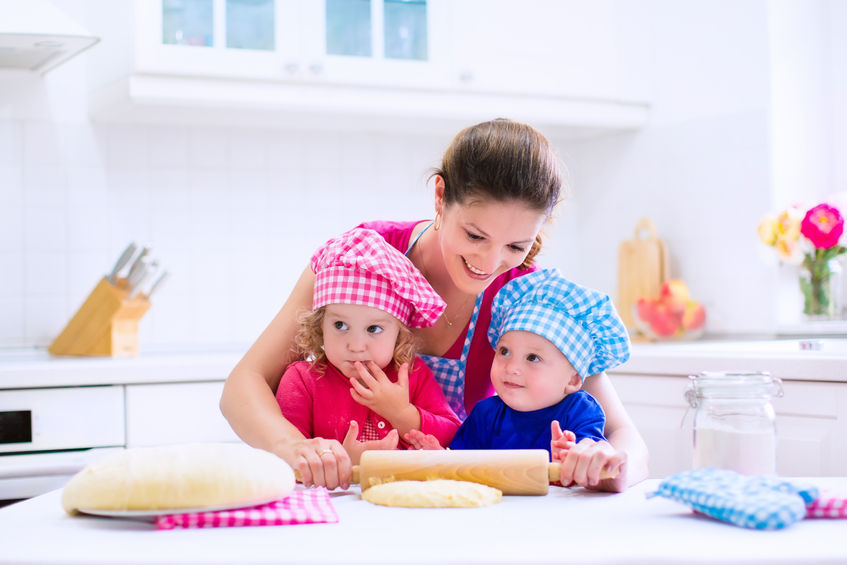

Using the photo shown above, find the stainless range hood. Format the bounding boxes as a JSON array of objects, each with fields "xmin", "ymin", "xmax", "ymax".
[{"xmin": 0, "ymin": 0, "xmax": 99, "ymax": 74}]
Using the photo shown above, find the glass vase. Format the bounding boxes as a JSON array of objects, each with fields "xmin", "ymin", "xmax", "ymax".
[{"xmin": 799, "ymin": 256, "xmax": 844, "ymax": 319}]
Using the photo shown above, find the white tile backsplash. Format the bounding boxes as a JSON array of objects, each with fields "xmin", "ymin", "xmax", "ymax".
[
  {"xmin": 0, "ymin": 122, "xmax": 23, "ymax": 166},
  {"xmin": 0, "ymin": 298, "xmax": 24, "ymax": 345},
  {"xmin": 23, "ymin": 166, "xmax": 66, "ymax": 208},
  {"xmin": 23, "ymin": 122, "xmax": 63, "ymax": 167},
  {"xmin": 149, "ymin": 126, "xmax": 188, "ymax": 168},
  {"xmin": 0, "ymin": 200, "xmax": 24, "ymax": 252},
  {"xmin": 24, "ymin": 207, "xmax": 66, "ymax": 252},
  {"xmin": 2, "ymin": 117, "xmax": 446, "ymax": 348}
]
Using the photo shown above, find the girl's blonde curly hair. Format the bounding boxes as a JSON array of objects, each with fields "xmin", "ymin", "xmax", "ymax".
[{"xmin": 294, "ymin": 306, "xmax": 419, "ymax": 374}]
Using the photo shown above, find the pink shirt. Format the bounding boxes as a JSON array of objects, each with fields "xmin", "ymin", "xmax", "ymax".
[
  {"xmin": 357, "ymin": 220, "xmax": 536, "ymax": 415},
  {"xmin": 275, "ymin": 357, "xmax": 461, "ymax": 448}
]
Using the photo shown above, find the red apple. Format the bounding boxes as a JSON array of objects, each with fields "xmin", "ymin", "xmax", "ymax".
[
  {"xmin": 682, "ymin": 301, "xmax": 706, "ymax": 331},
  {"xmin": 649, "ymin": 303, "xmax": 681, "ymax": 337},
  {"xmin": 636, "ymin": 297, "xmax": 654, "ymax": 323},
  {"xmin": 660, "ymin": 279, "xmax": 691, "ymax": 311}
]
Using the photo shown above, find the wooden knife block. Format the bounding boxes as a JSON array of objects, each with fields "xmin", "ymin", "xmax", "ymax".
[{"xmin": 48, "ymin": 277, "xmax": 151, "ymax": 357}]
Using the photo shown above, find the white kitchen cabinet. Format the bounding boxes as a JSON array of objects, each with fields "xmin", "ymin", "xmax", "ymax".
[
  {"xmin": 125, "ymin": 381, "xmax": 240, "ymax": 447},
  {"xmin": 610, "ymin": 372, "xmax": 847, "ymax": 478},
  {"xmin": 88, "ymin": 0, "xmax": 649, "ymax": 137},
  {"xmin": 133, "ymin": 0, "xmax": 450, "ymax": 89},
  {"xmin": 448, "ymin": 0, "xmax": 629, "ymax": 100},
  {"xmin": 608, "ymin": 373, "xmax": 693, "ymax": 479}
]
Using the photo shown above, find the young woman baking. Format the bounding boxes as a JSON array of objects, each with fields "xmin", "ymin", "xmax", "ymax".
[{"xmin": 220, "ymin": 118, "xmax": 649, "ymax": 492}]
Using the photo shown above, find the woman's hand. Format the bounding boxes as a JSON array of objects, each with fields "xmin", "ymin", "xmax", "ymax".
[
  {"xmin": 341, "ymin": 420, "xmax": 399, "ymax": 465},
  {"xmin": 292, "ymin": 437, "xmax": 353, "ymax": 490},
  {"xmin": 403, "ymin": 428, "xmax": 444, "ymax": 450},
  {"xmin": 555, "ymin": 435, "xmax": 627, "ymax": 490},
  {"xmin": 349, "ymin": 361, "xmax": 420, "ymax": 435}
]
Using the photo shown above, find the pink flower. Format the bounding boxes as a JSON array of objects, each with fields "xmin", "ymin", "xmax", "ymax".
[{"xmin": 801, "ymin": 203, "xmax": 844, "ymax": 249}]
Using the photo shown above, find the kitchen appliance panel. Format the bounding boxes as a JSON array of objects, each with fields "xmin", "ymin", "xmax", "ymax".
[{"xmin": 0, "ymin": 386, "xmax": 125, "ymax": 453}]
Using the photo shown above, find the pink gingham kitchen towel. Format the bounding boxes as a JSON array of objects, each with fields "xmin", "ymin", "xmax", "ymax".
[
  {"xmin": 155, "ymin": 488, "xmax": 338, "ymax": 530},
  {"xmin": 805, "ymin": 490, "xmax": 847, "ymax": 519}
]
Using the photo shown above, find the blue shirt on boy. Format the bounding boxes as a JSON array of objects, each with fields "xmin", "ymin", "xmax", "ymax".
[{"xmin": 449, "ymin": 390, "xmax": 605, "ymax": 453}]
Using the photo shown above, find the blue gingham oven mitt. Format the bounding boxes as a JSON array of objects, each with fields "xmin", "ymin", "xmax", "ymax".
[{"xmin": 648, "ymin": 468, "xmax": 819, "ymax": 530}]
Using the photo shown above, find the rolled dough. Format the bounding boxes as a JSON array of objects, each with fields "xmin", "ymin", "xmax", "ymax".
[{"xmin": 62, "ymin": 442, "xmax": 295, "ymax": 515}]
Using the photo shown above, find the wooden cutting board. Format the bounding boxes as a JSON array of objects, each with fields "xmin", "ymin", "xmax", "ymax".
[{"xmin": 617, "ymin": 218, "xmax": 669, "ymax": 331}]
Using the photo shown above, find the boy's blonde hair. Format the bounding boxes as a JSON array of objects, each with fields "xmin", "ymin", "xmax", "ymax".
[{"xmin": 294, "ymin": 306, "xmax": 418, "ymax": 373}]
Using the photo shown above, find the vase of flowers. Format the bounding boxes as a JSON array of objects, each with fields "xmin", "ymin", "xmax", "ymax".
[{"xmin": 758, "ymin": 202, "xmax": 846, "ymax": 320}]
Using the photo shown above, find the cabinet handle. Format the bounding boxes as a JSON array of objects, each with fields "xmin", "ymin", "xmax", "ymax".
[
  {"xmin": 308, "ymin": 62, "xmax": 324, "ymax": 75},
  {"xmin": 284, "ymin": 61, "xmax": 299, "ymax": 74},
  {"xmin": 459, "ymin": 70, "xmax": 474, "ymax": 83}
]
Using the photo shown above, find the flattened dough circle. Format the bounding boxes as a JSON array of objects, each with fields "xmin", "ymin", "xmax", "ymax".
[{"xmin": 362, "ymin": 479, "xmax": 502, "ymax": 508}]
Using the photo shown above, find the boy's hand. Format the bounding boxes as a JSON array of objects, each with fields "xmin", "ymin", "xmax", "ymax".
[
  {"xmin": 550, "ymin": 420, "xmax": 577, "ymax": 461},
  {"xmin": 349, "ymin": 361, "xmax": 415, "ymax": 425},
  {"xmin": 403, "ymin": 428, "xmax": 444, "ymax": 450},
  {"xmin": 341, "ymin": 420, "xmax": 399, "ymax": 465}
]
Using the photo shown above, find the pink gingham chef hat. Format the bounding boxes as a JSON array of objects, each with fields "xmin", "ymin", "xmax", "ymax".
[{"xmin": 310, "ymin": 228, "xmax": 446, "ymax": 328}]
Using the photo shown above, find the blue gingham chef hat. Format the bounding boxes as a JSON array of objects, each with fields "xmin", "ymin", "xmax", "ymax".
[{"xmin": 488, "ymin": 268, "xmax": 630, "ymax": 379}]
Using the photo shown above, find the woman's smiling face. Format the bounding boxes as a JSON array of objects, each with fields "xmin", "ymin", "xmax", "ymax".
[{"xmin": 438, "ymin": 195, "xmax": 547, "ymax": 295}]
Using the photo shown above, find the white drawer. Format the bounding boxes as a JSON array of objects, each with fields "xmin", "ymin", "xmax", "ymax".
[
  {"xmin": 0, "ymin": 386, "xmax": 125, "ymax": 453},
  {"xmin": 125, "ymin": 381, "xmax": 239, "ymax": 447}
]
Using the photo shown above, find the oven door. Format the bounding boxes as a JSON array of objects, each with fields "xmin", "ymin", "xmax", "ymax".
[
  {"xmin": 0, "ymin": 386, "xmax": 126, "ymax": 500},
  {"xmin": 0, "ymin": 447, "xmax": 125, "ymax": 500}
]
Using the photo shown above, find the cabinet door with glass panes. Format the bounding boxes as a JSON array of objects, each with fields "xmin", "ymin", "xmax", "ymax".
[{"xmin": 134, "ymin": 0, "xmax": 449, "ymax": 88}]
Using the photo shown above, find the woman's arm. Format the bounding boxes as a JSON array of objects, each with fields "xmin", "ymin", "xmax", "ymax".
[
  {"xmin": 220, "ymin": 267, "xmax": 329, "ymax": 466},
  {"xmin": 574, "ymin": 372, "xmax": 649, "ymax": 492}
]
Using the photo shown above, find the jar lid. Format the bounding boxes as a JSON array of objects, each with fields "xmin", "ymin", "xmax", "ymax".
[{"xmin": 686, "ymin": 371, "xmax": 784, "ymax": 404}]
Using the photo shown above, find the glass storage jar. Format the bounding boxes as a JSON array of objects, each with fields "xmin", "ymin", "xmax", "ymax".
[{"xmin": 685, "ymin": 371, "xmax": 784, "ymax": 475}]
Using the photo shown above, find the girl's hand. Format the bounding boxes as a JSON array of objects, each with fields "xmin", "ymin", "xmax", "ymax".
[
  {"xmin": 556, "ymin": 437, "xmax": 627, "ymax": 490},
  {"xmin": 550, "ymin": 420, "xmax": 576, "ymax": 461},
  {"xmin": 403, "ymin": 428, "xmax": 444, "ymax": 450},
  {"xmin": 349, "ymin": 361, "xmax": 417, "ymax": 428},
  {"xmin": 293, "ymin": 437, "xmax": 352, "ymax": 490},
  {"xmin": 341, "ymin": 420, "xmax": 399, "ymax": 465}
]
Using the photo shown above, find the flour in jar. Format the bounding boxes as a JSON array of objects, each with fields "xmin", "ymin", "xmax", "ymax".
[{"xmin": 693, "ymin": 428, "xmax": 776, "ymax": 475}]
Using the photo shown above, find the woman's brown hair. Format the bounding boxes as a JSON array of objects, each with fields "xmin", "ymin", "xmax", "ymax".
[
  {"xmin": 294, "ymin": 307, "xmax": 418, "ymax": 374},
  {"xmin": 431, "ymin": 118, "xmax": 566, "ymax": 268}
]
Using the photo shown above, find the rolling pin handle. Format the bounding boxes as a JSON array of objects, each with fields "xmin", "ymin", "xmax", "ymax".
[{"xmin": 548, "ymin": 462, "xmax": 561, "ymax": 483}]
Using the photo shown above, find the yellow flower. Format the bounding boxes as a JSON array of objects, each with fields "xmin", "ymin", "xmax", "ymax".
[
  {"xmin": 776, "ymin": 208, "xmax": 802, "ymax": 241},
  {"xmin": 757, "ymin": 215, "xmax": 778, "ymax": 246},
  {"xmin": 774, "ymin": 234, "xmax": 800, "ymax": 261}
]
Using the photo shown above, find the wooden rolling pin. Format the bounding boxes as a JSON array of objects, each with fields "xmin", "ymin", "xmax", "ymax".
[{"xmin": 350, "ymin": 449, "xmax": 618, "ymax": 495}]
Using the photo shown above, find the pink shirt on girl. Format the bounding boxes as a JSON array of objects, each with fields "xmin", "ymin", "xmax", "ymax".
[{"xmin": 276, "ymin": 357, "xmax": 461, "ymax": 448}]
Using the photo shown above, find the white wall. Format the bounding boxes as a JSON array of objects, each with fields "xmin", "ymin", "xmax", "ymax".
[
  {"xmin": 545, "ymin": 0, "xmax": 844, "ymax": 335},
  {"xmin": 1, "ymin": 0, "xmax": 843, "ymax": 348},
  {"xmin": 0, "ymin": 54, "xmax": 450, "ymax": 347}
]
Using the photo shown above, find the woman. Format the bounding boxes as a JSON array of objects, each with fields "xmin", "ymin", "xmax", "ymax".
[{"xmin": 220, "ymin": 118, "xmax": 648, "ymax": 492}]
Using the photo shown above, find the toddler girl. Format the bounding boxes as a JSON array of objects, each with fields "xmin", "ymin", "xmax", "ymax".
[{"xmin": 275, "ymin": 228, "xmax": 461, "ymax": 474}]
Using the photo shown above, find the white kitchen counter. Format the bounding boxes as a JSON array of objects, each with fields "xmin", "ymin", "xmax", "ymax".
[
  {"xmin": 2, "ymin": 338, "xmax": 845, "ymax": 390},
  {"xmin": 617, "ymin": 338, "xmax": 847, "ymax": 382},
  {"xmin": 0, "ymin": 348, "xmax": 246, "ymax": 389},
  {"xmin": 1, "ymin": 479, "xmax": 845, "ymax": 565}
]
